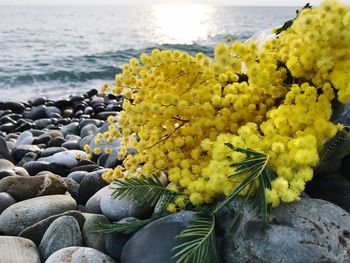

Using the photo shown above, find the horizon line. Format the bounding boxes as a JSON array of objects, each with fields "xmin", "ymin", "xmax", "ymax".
[{"xmin": 0, "ymin": 4, "xmax": 304, "ymax": 7}]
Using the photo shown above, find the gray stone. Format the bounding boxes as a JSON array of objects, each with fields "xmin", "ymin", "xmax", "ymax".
[
  {"xmin": 15, "ymin": 131, "xmax": 34, "ymax": 147},
  {"xmin": 0, "ymin": 136, "xmax": 13, "ymax": 161},
  {"xmin": 67, "ymin": 171, "xmax": 88, "ymax": 184},
  {"xmin": 121, "ymin": 211, "xmax": 195, "ymax": 263},
  {"xmin": 105, "ymin": 217, "xmax": 135, "ymax": 261},
  {"xmin": 100, "ymin": 185, "xmax": 152, "ymax": 221},
  {"xmin": 45, "ymin": 246, "xmax": 116, "ymax": 263},
  {"xmin": 80, "ymin": 118, "xmax": 104, "ymax": 129},
  {"xmin": 104, "ymin": 150, "xmax": 122, "ymax": 168},
  {"xmin": 19, "ymin": 210, "xmax": 85, "ymax": 246},
  {"xmin": 80, "ymin": 123, "xmax": 98, "ymax": 138},
  {"xmin": 61, "ymin": 140, "xmax": 80, "ymax": 150},
  {"xmin": 34, "ymin": 118, "xmax": 52, "ymax": 129},
  {"xmin": 41, "ymin": 147, "xmax": 67, "ymax": 157},
  {"xmin": 13, "ymin": 166, "xmax": 30, "ymax": 176},
  {"xmin": 97, "ymin": 153, "xmax": 109, "ymax": 167},
  {"xmin": 0, "ymin": 195, "xmax": 77, "ymax": 235},
  {"xmin": 0, "ymin": 192, "xmax": 16, "ymax": 213},
  {"xmin": 43, "ymin": 150, "xmax": 86, "ymax": 168},
  {"xmin": 0, "ymin": 159, "xmax": 15, "ymax": 171},
  {"xmin": 78, "ymin": 169, "xmax": 109, "ymax": 205},
  {"xmin": 0, "ymin": 172, "xmax": 67, "ymax": 201},
  {"xmin": 79, "ymin": 134, "xmax": 94, "ymax": 149},
  {"xmin": 46, "ymin": 106, "xmax": 61, "ymax": 117},
  {"xmin": 17, "ymin": 152, "xmax": 38, "ymax": 166},
  {"xmin": 0, "ymin": 236, "xmax": 41, "ymax": 263},
  {"xmin": 84, "ymin": 185, "xmax": 110, "ymax": 214},
  {"xmin": 39, "ymin": 216, "xmax": 83, "ymax": 261},
  {"xmin": 64, "ymin": 177, "xmax": 80, "ymax": 200},
  {"xmin": 83, "ymin": 213, "xmax": 110, "ymax": 252},
  {"xmin": 65, "ymin": 135, "xmax": 82, "ymax": 141},
  {"xmin": 217, "ymin": 197, "xmax": 350, "ymax": 263},
  {"xmin": 61, "ymin": 122, "xmax": 80, "ymax": 137},
  {"xmin": 26, "ymin": 105, "xmax": 48, "ymax": 120}
]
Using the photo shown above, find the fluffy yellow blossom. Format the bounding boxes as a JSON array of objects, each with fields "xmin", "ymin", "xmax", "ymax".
[
  {"xmin": 93, "ymin": 0, "xmax": 350, "ymax": 208},
  {"xmin": 93, "ymin": 147, "xmax": 102, "ymax": 155}
]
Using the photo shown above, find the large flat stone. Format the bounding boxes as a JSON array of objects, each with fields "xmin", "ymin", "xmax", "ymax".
[{"xmin": 0, "ymin": 195, "xmax": 77, "ymax": 235}]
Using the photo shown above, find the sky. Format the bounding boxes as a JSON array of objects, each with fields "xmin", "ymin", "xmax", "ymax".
[{"xmin": 1, "ymin": 0, "xmax": 350, "ymax": 6}]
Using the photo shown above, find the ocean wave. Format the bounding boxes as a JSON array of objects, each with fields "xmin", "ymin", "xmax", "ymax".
[{"xmin": 0, "ymin": 43, "xmax": 214, "ymax": 87}]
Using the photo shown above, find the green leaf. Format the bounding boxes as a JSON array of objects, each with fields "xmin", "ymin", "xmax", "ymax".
[
  {"xmin": 172, "ymin": 211, "xmax": 219, "ymax": 263},
  {"xmin": 111, "ymin": 175, "xmax": 182, "ymax": 207},
  {"xmin": 91, "ymin": 213, "xmax": 166, "ymax": 234},
  {"xmin": 214, "ymin": 144, "xmax": 275, "ymax": 224}
]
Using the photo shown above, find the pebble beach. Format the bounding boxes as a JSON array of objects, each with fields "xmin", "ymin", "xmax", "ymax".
[{"xmin": 0, "ymin": 89, "xmax": 349, "ymax": 263}]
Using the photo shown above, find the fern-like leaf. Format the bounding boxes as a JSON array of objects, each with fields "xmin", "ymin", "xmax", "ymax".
[
  {"xmin": 92, "ymin": 213, "xmax": 166, "ymax": 234},
  {"xmin": 214, "ymin": 143, "xmax": 274, "ymax": 224},
  {"xmin": 111, "ymin": 175, "xmax": 181, "ymax": 206},
  {"xmin": 172, "ymin": 211, "xmax": 219, "ymax": 263}
]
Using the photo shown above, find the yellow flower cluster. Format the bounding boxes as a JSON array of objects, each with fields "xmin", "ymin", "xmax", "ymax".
[
  {"xmin": 275, "ymin": 0, "xmax": 350, "ymax": 101},
  {"xmin": 98, "ymin": 0, "xmax": 348, "ymax": 210}
]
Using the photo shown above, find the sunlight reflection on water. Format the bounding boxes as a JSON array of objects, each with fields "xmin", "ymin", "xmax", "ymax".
[{"xmin": 152, "ymin": 4, "xmax": 217, "ymax": 44}]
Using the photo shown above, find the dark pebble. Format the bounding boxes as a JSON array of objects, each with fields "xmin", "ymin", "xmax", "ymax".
[
  {"xmin": 305, "ymin": 173, "xmax": 350, "ymax": 213},
  {"xmin": 0, "ymin": 170, "xmax": 16, "ymax": 179},
  {"xmin": 54, "ymin": 99, "xmax": 71, "ymax": 110},
  {"xmin": 74, "ymin": 110, "xmax": 83, "ymax": 118},
  {"xmin": 0, "ymin": 110, "xmax": 12, "ymax": 117},
  {"xmin": 32, "ymin": 135, "xmax": 52, "ymax": 145},
  {"xmin": 26, "ymin": 105, "xmax": 48, "ymax": 120},
  {"xmin": 78, "ymin": 169, "xmax": 109, "ymax": 205},
  {"xmin": 61, "ymin": 140, "xmax": 80, "ymax": 150},
  {"xmin": 84, "ymin": 106, "xmax": 93, "ymax": 115},
  {"xmin": 73, "ymin": 103, "xmax": 86, "ymax": 112},
  {"xmin": 7, "ymin": 113, "xmax": 23, "ymax": 121},
  {"xmin": 70, "ymin": 164, "xmax": 101, "ymax": 173},
  {"xmin": 15, "ymin": 122, "xmax": 32, "ymax": 132},
  {"xmin": 47, "ymin": 137, "xmax": 66, "ymax": 147},
  {"xmin": 96, "ymin": 111, "xmax": 119, "ymax": 120},
  {"xmin": 55, "ymin": 118, "xmax": 71, "ymax": 126},
  {"xmin": 31, "ymin": 97, "xmax": 46, "ymax": 107},
  {"xmin": 0, "ymin": 115, "xmax": 16, "ymax": 125},
  {"xmin": 12, "ymin": 145, "xmax": 41, "ymax": 164},
  {"xmin": 87, "ymin": 89, "xmax": 98, "ymax": 97},
  {"xmin": 0, "ymin": 123, "xmax": 15, "ymax": 133},
  {"xmin": 48, "ymin": 112, "xmax": 61, "ymax": 119},
  {"xmin": 48, "ymin": 163, "xmax": 70, "ymax": 177},
  {"xmin": 69, "ymin": 95, "xmax": 84, "ymax": 104},
  {"xmin": 93, "ymin": 106, "xmax": 106, "ymax": 114},
  {"xmin": 97, "ymin": 154, "xmax": 109, "ymax": 167},
  {"xmin": 23, "ymin": 161, "xmax": 50, "ymax": 176},
  {"xmin": 77, "ymin": 159, "xmax": 96, "ymax": 166},
  {"xmin": 5, "ymin": 102, "xmax": 26, "ymax": 113}
]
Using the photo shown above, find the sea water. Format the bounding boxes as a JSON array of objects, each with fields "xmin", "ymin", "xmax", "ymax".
[{"xmin": 0, "ymin": 5, "xmax": 296, "ymax": 101}]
